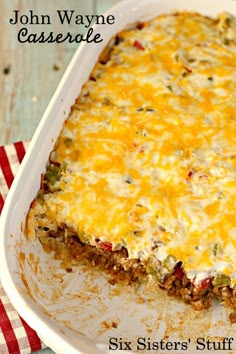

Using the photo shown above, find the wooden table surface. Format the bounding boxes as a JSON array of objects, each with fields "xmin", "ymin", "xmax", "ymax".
[
  {"xmin": 0, "ymin": 2, "xmax": 120, "ymax": 353},
  {"xmin": 0, "ymin": 0, "xmax": 120, "ymax": 146}
]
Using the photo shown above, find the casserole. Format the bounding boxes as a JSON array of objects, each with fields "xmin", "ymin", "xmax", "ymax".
[
  {"xmin": 1, "ymin": 1, "xmax": 236, "ymax": 353},
  {"xmin": 26, "ymin": 8, "xmax": 236, "ymax": 314}
]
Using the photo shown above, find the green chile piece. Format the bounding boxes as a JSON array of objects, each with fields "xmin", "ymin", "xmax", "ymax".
[
  {"xmin": 162, "ymin": 255, "xmax": 177, "ymax": 272},
  {"xmin": 213, "ymin": 274, "xmax": 231, "ymax": 287},
  {"xmin": 146, "ymin": 265, "xmax": 161, "ymax": 281},
  {"xmin": 44, "ymin": 164, "xmax": 61, "ymax": 190}
]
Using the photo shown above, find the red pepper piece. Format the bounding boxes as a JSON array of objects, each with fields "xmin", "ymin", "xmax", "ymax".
[
  {"xmin": 186, "ymin": 170, "xmax": 193, "ymax": 182},
  {"xmin": 174, "ymin": 263, "xmax": 184, "ymax": 280},
  {"xmin": 133, "ymin": 40, "xmax": 145, "ymax": 50},
  {"xmin": 197, "ymin": 277, "xmax": 213, "ymax": 290},
  {"xmin": 99, "ymin": 241, "xmax": 112, "ymax": 252}
]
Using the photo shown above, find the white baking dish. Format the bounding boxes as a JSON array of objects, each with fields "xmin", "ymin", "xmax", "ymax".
[{"xmin": 1, "ymin": 1, "xmax": 236, "ymax": 353}]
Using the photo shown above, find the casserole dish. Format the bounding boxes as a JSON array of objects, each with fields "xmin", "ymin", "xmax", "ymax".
[{"xmin": 1, "ymin": 1, "xmax": 236, "ymax": 353}]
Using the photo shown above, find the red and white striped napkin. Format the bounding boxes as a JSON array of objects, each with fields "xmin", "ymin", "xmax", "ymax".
[{"xmin": 0, "ymin": 142, "xmax": 45, "ymax": 354}]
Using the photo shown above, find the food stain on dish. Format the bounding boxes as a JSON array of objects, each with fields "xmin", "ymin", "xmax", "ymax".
[{"xmin": 16, "ymin": 230, "xmax": 236, "ymax": 353}]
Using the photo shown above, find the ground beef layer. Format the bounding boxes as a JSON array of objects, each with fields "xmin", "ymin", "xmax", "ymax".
[{"xmin": 38, "ymin": 228, "xmax": 236, "ymax": 323}]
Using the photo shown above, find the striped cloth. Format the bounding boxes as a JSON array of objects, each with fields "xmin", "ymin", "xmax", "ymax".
[{"xmin": 0, "ymin": 142, "xmax": 45, "ymax": 354}]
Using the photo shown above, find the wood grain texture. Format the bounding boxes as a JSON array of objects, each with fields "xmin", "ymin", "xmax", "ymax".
[{"xmin": 0, "ymin": 0, "xmax": 120, "ymax": 146}]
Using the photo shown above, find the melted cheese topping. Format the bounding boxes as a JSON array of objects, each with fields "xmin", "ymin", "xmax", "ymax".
[{"xmin": 33, "ymin": 12, "xmax": 236, "ymax": 286}]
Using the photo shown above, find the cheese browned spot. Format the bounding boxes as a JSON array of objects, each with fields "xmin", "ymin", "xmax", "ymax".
[{"xmin": 26, "ymin": 11, "xmax": 236, "ymax": 314}]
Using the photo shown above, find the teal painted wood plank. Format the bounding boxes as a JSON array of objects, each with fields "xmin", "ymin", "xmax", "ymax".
[
  {"xmin": 95, "ymin": 0, "xmax": 121, "ymax": 14},
  {"xmin": 0, "ymin": 0, "xmax": 95, "ymax": 145},
  {"xmin": 33, "ymin": 348, "xmax": 56, "ymax": 354},
  {"xmin": 0, "ymin": 0, "xmax": 122, "ymax": 146}
]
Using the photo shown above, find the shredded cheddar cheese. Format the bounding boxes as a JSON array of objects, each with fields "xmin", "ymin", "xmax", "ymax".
[{"xmin": 28, "ymin": 11, "xmax": 236, "ymax": 288}]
